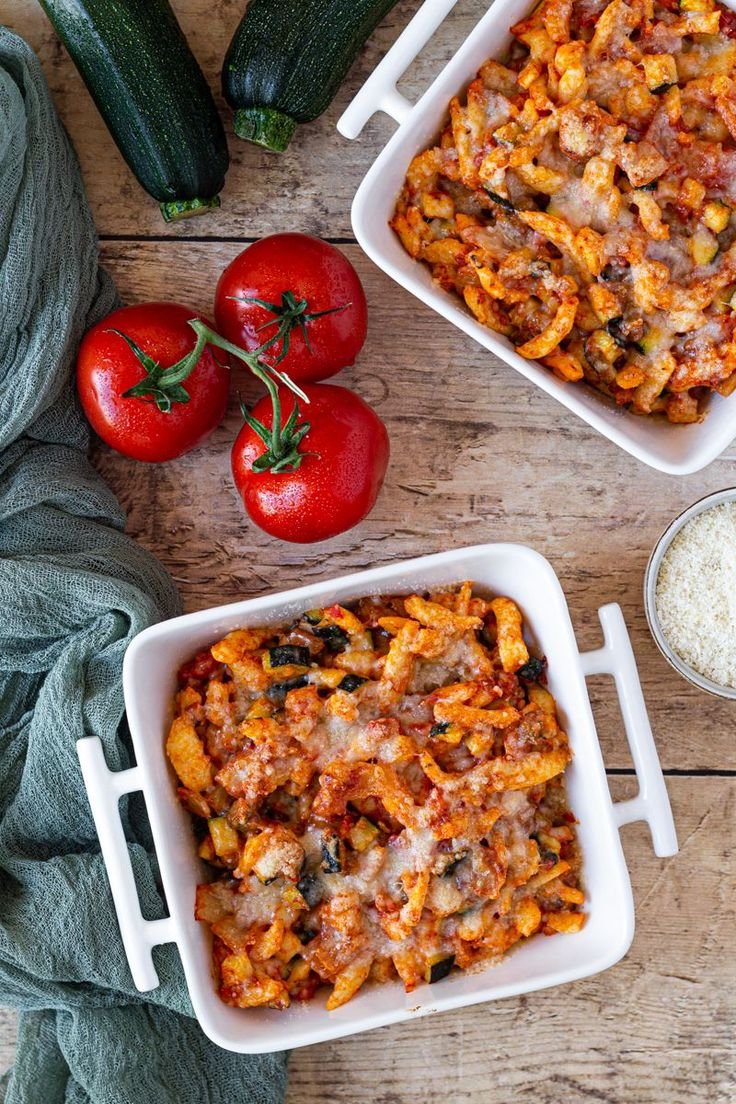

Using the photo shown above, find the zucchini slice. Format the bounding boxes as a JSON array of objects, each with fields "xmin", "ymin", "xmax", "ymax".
[
  {"xmin": 426, "ymin": 954, "xmax": 455, "ymax": 984},
  {"xmin": 320, "ymin": 833, "xmax": 342, "ymax": 874},
  {"xmin": 348, "ymin": 817, "xmax": 379, "ymax": 852},
  {"xmin": 517, "ymin": 656, "xmax": 547, "ymax": 682},
  {"xmin": 266, "ymin": 645, "xmax": 311, "ymax": 669},
  {"xmin": 314, "ymin": 624, "xmax": 351, "ymax": 651},
  {"xmin": 296, "ymin": 870, "xmax": 324, "ymax": 908},
  {"xmin": 339, "ymin": 674, "xmax": 368, "ymax": 693},
  {"xmin": 266, "ymin": 674, "xmax": 309, "ymax": 702}
]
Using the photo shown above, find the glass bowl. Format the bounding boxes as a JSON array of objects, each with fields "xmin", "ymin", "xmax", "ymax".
[{"xmin": 644, "ymin": 487, "xmax": 736, "ymax": 700}]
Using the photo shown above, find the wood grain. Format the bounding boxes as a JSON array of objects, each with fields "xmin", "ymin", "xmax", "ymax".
[{"xmin": 2, "ymin": 780, "xmax": 734, "ymax": 1100}]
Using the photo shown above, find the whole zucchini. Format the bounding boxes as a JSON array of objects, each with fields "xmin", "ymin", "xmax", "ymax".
[
  {"xmin": 223, "ymin": 0, "xmax": 400, "ymax": 152},
  {"xmin": 39, "ymin": 0, "xmax": 229, "ymax": 222}
]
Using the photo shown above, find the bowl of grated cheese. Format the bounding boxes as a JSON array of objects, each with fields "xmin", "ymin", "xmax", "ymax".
[{"xmin": 645, "ymin": 488, "xmax": 736, "ymax": 700}]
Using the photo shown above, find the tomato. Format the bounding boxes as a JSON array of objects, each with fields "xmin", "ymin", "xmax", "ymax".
[
  {"xmin": 231, "ymin": 384, "xmax": 389, "ymax": 543},
  {"xmin": 77, "ymin": 302, "xmax": 229, "ymax": 462},
  {"xmin": 214, "ymin": 234, "xmax": 368, "ymax": 383}
]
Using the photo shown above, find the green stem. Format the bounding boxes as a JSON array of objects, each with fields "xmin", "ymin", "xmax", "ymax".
[
  {"xmin": 263, "ymin": 368, "xmax": 283, "ymax": 457},
  {"xmin": 233, "ymin": 107, "xmax": 297, "ymax": 152},
  {"xmin": 183, "ymin": 320, "xmax": 311, "ymax": 473},
  {"xmin": 160, "ymin": 196, "xmax": 221, "ymax": 223},
  {"xmin": 230, "ymin": 290, "xmax": 350, "ymax": 366},
  {"xmin": 186, "ymin": 320, "xmax": 309, "ymax": 404}
]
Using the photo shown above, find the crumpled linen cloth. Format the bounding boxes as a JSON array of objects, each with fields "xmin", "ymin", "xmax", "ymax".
[{"xmin": 0, "ymin": 28, "xmax": 287, "ymax": 1103}]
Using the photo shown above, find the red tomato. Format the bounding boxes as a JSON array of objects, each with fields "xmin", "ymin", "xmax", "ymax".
[
  {"xmin": 214, "ymin": 233, "xmax": 368, "ymax": 383},
  {"xmin": 77, "ymin": 302, "xmax": 229, "ymax": 462},
  {"xmin": 231, "ymin": 384, "xmax": 389, "ymax": 543}
]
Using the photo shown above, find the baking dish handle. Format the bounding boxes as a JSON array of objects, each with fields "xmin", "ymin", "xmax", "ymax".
[
  {"xmin": 579, "ymin": 604, "xmax": 678, "ymax": 857},
  {"xmin": 77, "ymin": 736, "xmax": 176, "ymax": 992},
  {"xmin": 338, "ymin": 0, "xmax": 461, "ymax": 138}
]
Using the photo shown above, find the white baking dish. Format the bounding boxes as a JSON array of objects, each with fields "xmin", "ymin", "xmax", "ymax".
[
  {"xmin": 78, "ymin": 544, "xmax": 677, "ymax": 1053},
  {"xmin": 337, "ymin": 0, "xmax": 736, "ymax": 475}
]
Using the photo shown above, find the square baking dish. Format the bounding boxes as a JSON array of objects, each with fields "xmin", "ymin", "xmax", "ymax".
[
  {"xmin": 337, "ymin": 0, "xmax": 736, "ymax": 475},
  {"xmin": 78, "ymin": 544, "xmax": 677, "ymax": 1053}
]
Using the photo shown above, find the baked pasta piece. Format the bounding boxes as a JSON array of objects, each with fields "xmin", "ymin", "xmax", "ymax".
[
  {"xmin": 392, "ymin": 0, "xmax": 736, "ymax": 423},
  {"xmin": 168, "ymin": 584, "xmax": 585, "ymax": 1011}
]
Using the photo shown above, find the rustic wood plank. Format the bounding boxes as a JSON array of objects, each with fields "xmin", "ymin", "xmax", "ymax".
[
  {"xmin": 2, "ymin": 779, "xmax": 733, "ymax": 1099},
  {"xmin": 3, "ymin": 0, "xmax": 486, "ymax": 240},
  {"xmin": 88, "ymin": 239, "xmax": 736, "ymax": 771}
]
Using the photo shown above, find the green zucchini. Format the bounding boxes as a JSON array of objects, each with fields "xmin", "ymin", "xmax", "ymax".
[
  {"xmin": 39, "ymin": 0, "xmax": 229, "ymax": 221},
  {"xmin": 222, "ymin": 0, "xmax": 400, "ymax": 152},
  {"xmin": 266, "ymin": 674, "xmax": 309, "ymax": 702},
  {"xmin": 425, "ymin": 954, "xmax": 455, "ymax": 984},
  {"xmin": 266, "ymin": 645, "xmax": 311, "ymax": 668},
  {"xmin": 320, "ymin": 833, "xmax": 342, "ymax": 874},
  {"xmin": 338, "ymin": 674, "xmax": 368, "ymax": 692},
  {"xmin": 313, "ymin": 624, "xmax": 350, "ymax": 651}
]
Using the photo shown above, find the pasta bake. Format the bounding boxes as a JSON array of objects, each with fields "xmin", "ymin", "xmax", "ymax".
[
  {"xmin": 167, "ymin": 584, "xmax": 585, "ymax": 1011},
  {"xmin": 392, "ymin": 0, "xmax": 736, "ymax": 423}
]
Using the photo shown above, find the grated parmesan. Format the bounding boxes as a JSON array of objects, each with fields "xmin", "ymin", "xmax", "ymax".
[{"xmin": 655, "ymin": 502, "xmax": 736, "ymax": 689}]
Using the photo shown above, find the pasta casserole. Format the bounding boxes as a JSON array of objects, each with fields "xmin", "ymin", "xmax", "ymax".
[
  {"xmin": 167, "ymin": 583, "xmax": 585, "ymax": 1011},
  {"xmin": 392, "ymin": 0, "xmax": 736, "ymax": 423}
]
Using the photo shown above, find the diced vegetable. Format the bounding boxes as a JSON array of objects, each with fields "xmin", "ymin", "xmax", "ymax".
[
  {"xmin": 531, "ymin": 832, "xmax": 560, "ymax": 864},
  {"xmin": 486, "ymin": 190, "xmax": 515, "ymax": 212},
  {"xmin": 689, "ymin": 227, "xmax": 719, "ymax": 266},
  {"xmin": 425, "ymin": 954, "xmax": 455, "ymax": 984},
  {"xmin": 638, "ymin": 325, "xmax": 663, "ymax": 354},
  {"xmin": 304, "ymin": 609, "xmax": 324, "ymax": 625},
  {"xmin": 517, "ymin": 656, "xmax": 547, "ymax": 681},
  {"xmin": 703, "ymin": 201, "xmax": 731, "ymax": 234},
  {"xmin": 314, "ymin": 624, "xmax": 350, "ymax": 651},
  {"xmin": 584, "ymin": 330, "xmax": 620, "ymax": 366},
  {"xmin": 606, "ymin": 317, "xmax": 629, "ymax": 349},
  {"xmin": 266, "ymin": 645, "xmax": 311, "ymax": 669},
  {"xmin": 320, "ymin": 833, "xmax": 342, "ymax": 873},
  {"xmin": 348, "ymin": 817, "xmax": 379, "ymax": 852},
  {"xmin": 339, "ymin": 674, "xmax": 368, "ymax": 693},
  {"xmin": 429, "ymin": 720, "xmax": 463, "ymax": 744},
  {"xmin": 208, "ymin": 817, "xmax": 240, "ymax": 863},
  {"xmin": 679, "ymin": 177, "xmax": 706, "ymax": 212},
  {"xmin": 641, "ymin": 54, "xmax": 678, "ymax": 92},
  {"xmin": 198, "ymin": 836, "xmax": 216, "ymax": 863},
  {"xmin": 296, "ymin": 871, "xmax": 324, "ymax": 908},
  {"xmin": 266, "ymin": 674, "xmax": 309, "ymax": 702}
]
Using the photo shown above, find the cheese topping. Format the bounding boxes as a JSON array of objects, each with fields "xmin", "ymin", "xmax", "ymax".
[
  {"xmin": 168, "ymin": 585, "xmax": 585, "ymax": 1012},
  {"xmin": 655, "ymin": 501, "xmax": 736, "ymax": 688}
]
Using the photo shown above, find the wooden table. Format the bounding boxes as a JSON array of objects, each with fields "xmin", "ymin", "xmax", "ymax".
[{"xmin": 3, "ymin": 2, "xmax": 735, "ymax": 1100}]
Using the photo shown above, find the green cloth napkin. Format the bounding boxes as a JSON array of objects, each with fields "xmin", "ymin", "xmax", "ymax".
[{"xmin": 0, "ymin": 29, "xmax": 288, "ymax": 1103}]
